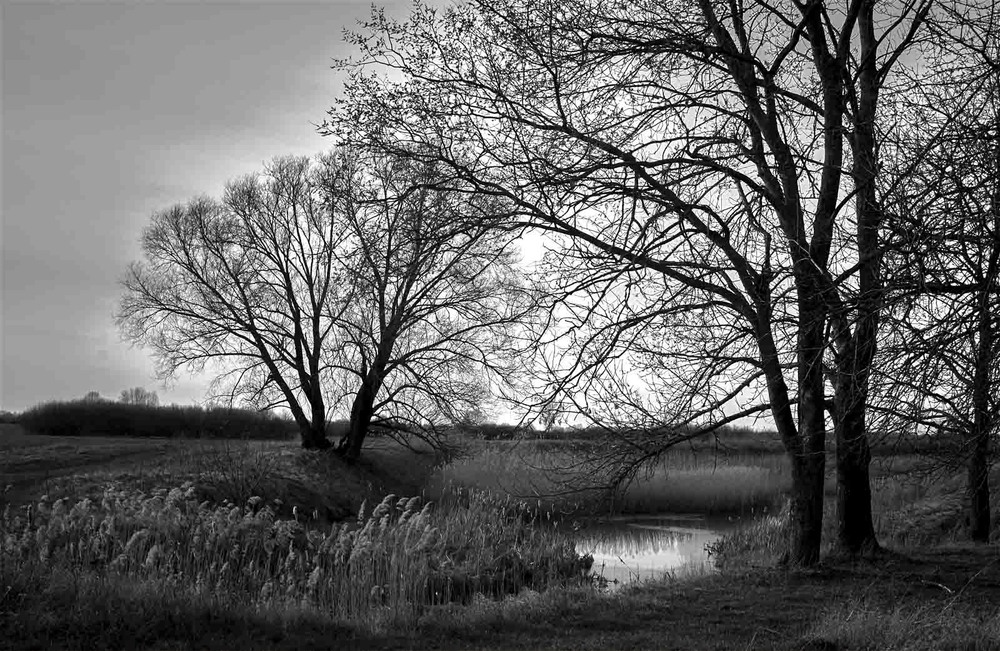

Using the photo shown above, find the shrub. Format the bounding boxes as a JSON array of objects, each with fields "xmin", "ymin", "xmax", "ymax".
[{"xmin": 18, "ymin": 400, "xmax": 297, "ymax": 440}]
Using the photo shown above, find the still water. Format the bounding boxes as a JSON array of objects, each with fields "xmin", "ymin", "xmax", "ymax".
[{"xmin": 573, "ymin": 514, "xmax": 741, "ymax": 587}]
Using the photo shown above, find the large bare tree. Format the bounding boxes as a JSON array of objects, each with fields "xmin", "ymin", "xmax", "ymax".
[
  {"xmin": 119, "ymin": 152, "xmax": 528, "ymax": 457},
  {"xmin": 318, "ymin": 150, "xmax": 530, "ymax": 459},
  {"xmin": 119, "ymin": 156, "xmax": 349, "ymax": 449},
  {"xmin": 327, "ymin": 0, "xmax": 937, "ymax": 562}
]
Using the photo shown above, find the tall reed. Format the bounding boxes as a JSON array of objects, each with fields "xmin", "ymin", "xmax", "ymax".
[{"xmin": 1, "ymin": 483, "xmax": 591, "ymax": 629}]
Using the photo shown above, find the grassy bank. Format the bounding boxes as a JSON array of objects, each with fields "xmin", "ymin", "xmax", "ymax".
[
  {"xmin": 7, "ymin": 541, "xmax": 999, "ymax": 650},
  {"xmin": 0, "ymin": 424, "xmax": 442, "ymax": 523},
  {"xmin": 6, "ymin": 424, "xmax": 1000, "ymax": 650},
  {"xmin": 1, "ymin": 485, "xmax": 589, "ymax": 648}
]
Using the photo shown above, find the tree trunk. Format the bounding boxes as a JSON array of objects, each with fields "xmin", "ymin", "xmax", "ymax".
[
  {"xmin": 786, "ymin": 293, "xmax": 828, "ymax": 565},
  {"xmin": 968, "ymin": 246, "xmax": 997, "ymax": 542},
  {"xmin": 308, "ymin": 390, "xmax": 331, "ymax": 450},
  {"xmin": 788, "ymin": 448, "xmax": 826, "ymax": 565},
  {"xmin": 340, "ymin": 375, "xmax": 379, "ymax": 461},
  {"xmin": 967, "ymin": 127, "xmax": 999, "ymax": 542},
  {"xmin": 299, "ymin": 418, "xmax": 331, "ymax": 450},
  {"xmin": 833, "ymin": 395, "xmax": 878, "ymax": 555},
  {"xmin": 968, "ymin": 438, "xmax": 991, "ymax": 542},
  {"xmin": 826, "ymin": 0, "xmax": 879, "ymax": 558}
]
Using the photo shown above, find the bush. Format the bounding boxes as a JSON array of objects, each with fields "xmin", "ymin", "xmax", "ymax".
[
  {"xmin": 18, "ymin": 400, "xmax": 297, "ymax": 440},
  {"xmin": 0, "ymin": 410, "xmax": 18, "ymax": 424}
]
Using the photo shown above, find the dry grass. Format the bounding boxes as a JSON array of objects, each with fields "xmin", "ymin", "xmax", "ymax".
[
  {"xmin": 618, "ymin": 452, "xmax": 788, "ymax": 515},
  {"xmin": 431, "ymin": 441, "xmax": 790, "ymax": 517},
  {"xmin": 1, "ymin": 483, "xmax": 591, "ymax": 647},
  {"xmin": 0, "ymin": 425, "xmax": 442, "ymax": 524},
  {"xmin": 804, "ymin": 600, "xmax": 1000, "ymax": 650}
]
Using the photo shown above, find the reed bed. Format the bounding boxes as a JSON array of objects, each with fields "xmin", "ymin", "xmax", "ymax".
[
  {"xmin": 433, "ymin": 442, "xmax": 790, "ymax": 517},
  {"xmin": 618, "ymin": 451, "xmax": 789, "ymax": 515},
  {"xmin": 0, "ymin": 482, "xmax": 591, "ymax": 632}
]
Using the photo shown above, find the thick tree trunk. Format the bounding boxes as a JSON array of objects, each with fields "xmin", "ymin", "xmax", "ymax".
[
  {"xmin": 833, "ymin": 396, "xmax": 878, "ymax": 555},
  {"xmin": 340, "ymin": 375, "xmax": 380, "ymax": 461},
  {"xmin": 299, "ymin": 418, "xmax": 331, "ymax": 450},
  {"xmin": 968, "ymin": 254, "xmax": 997, "ymax": 541},
  {"xmin": 968, "ymin": 439, "xmax": 991, "ymax": 542},
  {"xmin": 788, "ymin": 448, "xmax": 826, "ymax": 565},
  {"xmin": 754, "ymin": 269, "xmax": 828, "ymax": 566},
  {"xmin": 786, "ymin": 294, "xmax": 828, "ymax": 565},
  {"xmin": 965, "ymin": 320, "xmax": 992, "ymax": 541},
  {"xmin": 825, "ymin": 0, "xmax": 880, "ymax": 558},
  {"xmin": 967, "ymin": 136, "xmax": 999, "ymax": 542}
]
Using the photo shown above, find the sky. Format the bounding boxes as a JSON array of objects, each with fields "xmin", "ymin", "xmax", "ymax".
[{"xmin": 1, "ymin": 0, "xmax": 418, "ymax": 412}]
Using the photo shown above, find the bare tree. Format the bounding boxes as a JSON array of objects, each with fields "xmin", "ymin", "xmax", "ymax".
[
  {"xmin": 318, "ymin": 151, "xmax": 531, "ymax": 459},
  {"xmin": 874, "ymin": 1, "xmax": 1000, "ymax": 541},
  {"xmin": 119, "ymin": 152, "xmax": 528, "ymax": 457},
  {"xmin": 119, "ymin": 387, "xmax": 159, "ymax": 407},
  {"xmin": 326, "ymin": 0, "xmax": 938, "ymax": 562},
  {"xmin": 119, "ymin": 156, "xmax": 350, "ymax": 449}
]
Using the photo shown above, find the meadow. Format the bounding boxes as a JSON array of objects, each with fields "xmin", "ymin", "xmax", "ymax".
[{"xmin": 4, "ymin": 419, "xmax": 1000, "ymax": 650}]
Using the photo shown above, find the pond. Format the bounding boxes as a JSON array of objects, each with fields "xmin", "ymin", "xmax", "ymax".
[{"xmin": 572, "ymin": 514, "xmax": 743, "ymax": 587}]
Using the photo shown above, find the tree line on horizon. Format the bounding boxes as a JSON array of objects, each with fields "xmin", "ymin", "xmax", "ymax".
[{"xmin": 117, "ymin": 0, "xmax": 1000, "ymax": 566}]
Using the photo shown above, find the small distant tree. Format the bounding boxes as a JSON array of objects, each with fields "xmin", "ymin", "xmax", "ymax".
[
  {"xmin": 119, "ymin": 387, "xmax": 159, "ymax": 407},
  {"xmin": 82, "ymin": 391, "xmax": 104, "ymax": 403}
]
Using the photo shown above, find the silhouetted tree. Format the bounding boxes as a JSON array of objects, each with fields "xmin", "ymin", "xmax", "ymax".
[
  {"xmin": 873, "ymin": 0, "xmax": 1000, "ymax": 542},
  {"xmin": 119, "ymin": 152, "xmax": 528, "ymax": 457},
  {"xmin": 119, "ymin": 387, "xmax": 158, "ymax": 407},
  {"xmin": 119, "ymin": 157, "xmax": 345, "ymax": 449},
  {"xmin": 327, "ymin": 0, "xmax": 937, "ymax": 562},
  {"xmin": 319, "ymin": 151, "xmax": 530, "ymax": 459}
]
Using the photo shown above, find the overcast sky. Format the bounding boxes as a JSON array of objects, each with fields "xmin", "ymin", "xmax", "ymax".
[{"xmin": 1, "ymin": 0, "xmax": 416, "ymax": 412}]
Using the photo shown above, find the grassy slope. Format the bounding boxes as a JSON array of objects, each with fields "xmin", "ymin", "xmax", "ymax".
[
  {"xmin": 0, "ymin": 424, "xmax": 442, "ymax": 522},
  {"xmin": 6, "ymin": 424, "xmax": 1000, "ymax": 650}
]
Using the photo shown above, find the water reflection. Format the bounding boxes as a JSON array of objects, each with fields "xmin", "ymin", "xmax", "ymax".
[{"xmin": 573, "ymin": 515, "xmax": 739, "ymax": 587}]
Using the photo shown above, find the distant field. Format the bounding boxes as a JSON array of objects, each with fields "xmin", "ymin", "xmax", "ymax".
[
  {"xmin": 1, "ymin": 424, "xmax": 181, "ymax": 502},
  {"xmin": 0, "ymin": 424, "xmax": 441, "ymax": 522}
]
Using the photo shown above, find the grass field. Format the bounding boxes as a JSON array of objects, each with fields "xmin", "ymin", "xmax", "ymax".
[
  {"xmin": 0, "ymin": 424, "xmax": 442, "ymax": 523},
  {"xmin": 429, "ymin": 440, "xmax": 789, "ymax": 517},
  {"xmin": 4, "ymin": 423, "xmax": 1000, "ymax": 650}
]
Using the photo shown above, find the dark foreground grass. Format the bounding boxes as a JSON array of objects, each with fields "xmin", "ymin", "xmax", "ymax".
[
  {"xmin": 5, "ymin": 544, "xmax": 1000, "ymax": 650},
  {"xmin": 1, "ymin": 484, "xmax": 590, "ymax": 648}
]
